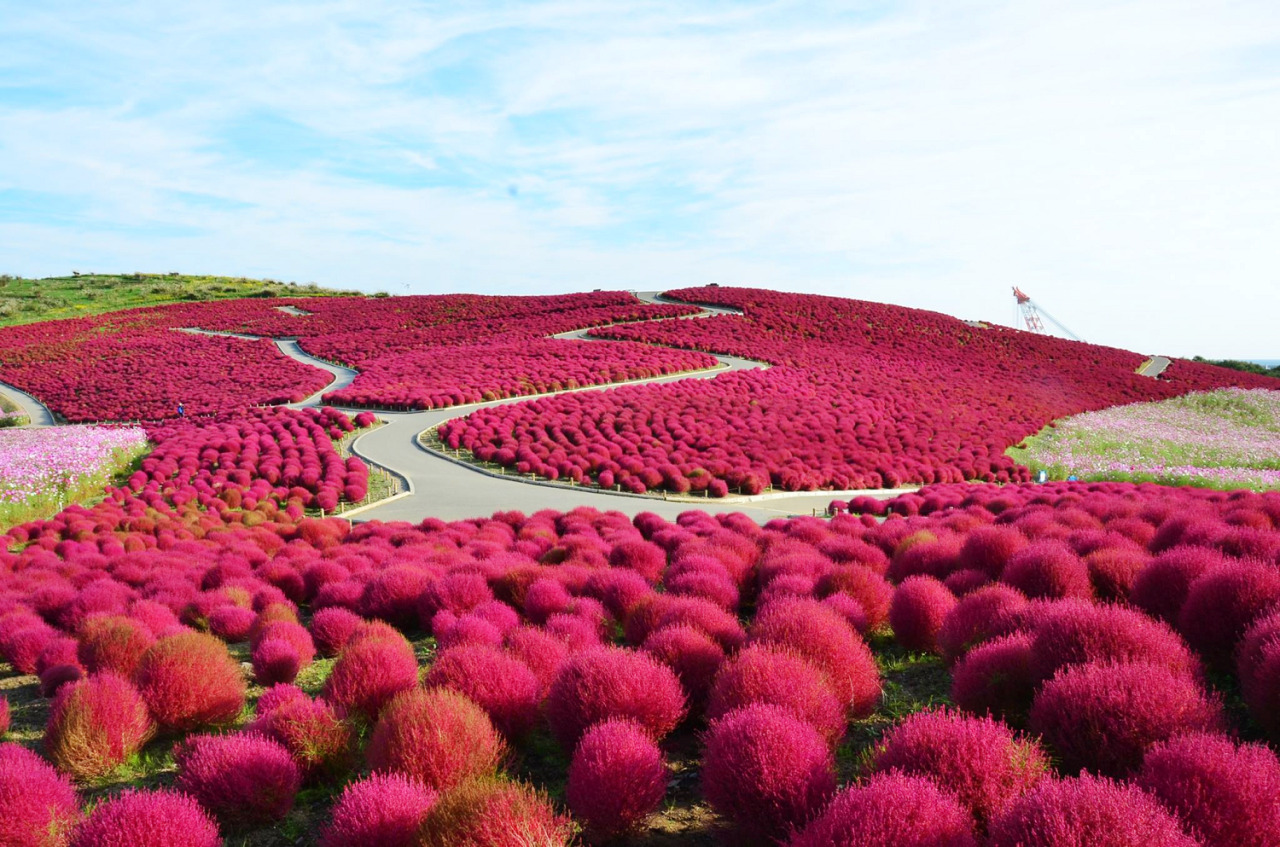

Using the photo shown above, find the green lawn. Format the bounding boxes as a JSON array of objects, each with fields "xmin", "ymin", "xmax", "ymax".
[{"xmin": 0, "ymin": 273, "xmax": 363, "ymax": 327}]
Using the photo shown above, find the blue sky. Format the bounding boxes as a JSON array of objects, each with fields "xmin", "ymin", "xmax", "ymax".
[{"xmin": 1, "ymin": 0, "xmax": 1278, "ymax": 357}]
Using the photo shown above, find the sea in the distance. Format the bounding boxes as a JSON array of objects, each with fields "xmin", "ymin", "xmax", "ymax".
[{"xmin": 1252, "ymin": 360, "xmax": 1280, "ymax": 367}]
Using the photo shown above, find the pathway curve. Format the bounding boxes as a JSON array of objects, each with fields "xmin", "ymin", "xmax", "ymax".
[
  {"xmin": 1138, "ymin": 356, "xmax": 1172, "ymax": 378},
  {"xmin": 0, "ymin": 380, "xmax": 56, "ymax": 427}
]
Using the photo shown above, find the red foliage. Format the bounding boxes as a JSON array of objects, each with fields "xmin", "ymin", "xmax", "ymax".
[
  {"xmin": 1028, "ymin": 601, "xmax": 1201, "ymax": 684},
  {"xmin": 1178, "ymin": 559, "xmax": 1280, "ymax": 670},
  {"xmin": 566, "ymin": 719, "xmax": 667, "ymax": 841},
  {"xmin": 366, "ymin": 688, "xmax": 507, "ymax": 792},
  {"xmin": 70, "ymin": 789, "xmax": 220, "ymax": 847},
  {"xmin": 640, "ymin": 624, "xmax": 726, "ymax": 708},
  {"xmin": 44, "ymin": 672, "xmax": 155, "ymax": 780},
  {"xmin": 319, "ymin": 774, "xmax": 438, "ymax": 847},
  {"xmin": 175, "ymin": 732, "xmax": 301, "ymax": 828},
  {"xmin": 417, "ymin": 777, "xmax": 575, "ymax": 847},
  {"xmin": 889, "ymin": 576, "xmax": 956, "ymax": 654},
  {"xmin": 950, "ymin": 634, "xmax": 1036, "ymax": 725},
  {"xmin": 424, "ymin": 645, "xmax": 541, "ymax": 739},
  {"xmin": 1000, "ymin": 540, "xmax": 1093, "ymax": 600},
  {"xmin": 252, "ymin": 694, "xmax": 355, "ymax": 782},
  {"xmin": 0, "ymin": 742, "xmax": 79, "ymax": 847},
  {"xmin": 322, "ymin": 630, "xmax": 419, "ymax": 720},
  {"xmin": 76, "ymin": 615, "xmax": 156, "ymax": 677},
  {"xmin": 789, "ymin": 773, "xmax": 979, "ymax": 847},
  {"xmin": 937, "ymin": 584, "xmax": 1028, "ymax": 665},
  {"xmin": 546, "ymin": 646, "xmax": 686, "ymax": 749},
  {"xmin": 987, "ymin": 774, "xmax": 1198, "ymax": 847},
  {"xmin": 700, "ymin": 704, "xmax": 836, "ymax": 846},
  {"xmin": 309, "ymin": 607, "xmax": 364, "ymax": 657},
  {"xmin": 705, "ymin": 644, "xmax": 845, "ymax": 746},
  {"xmin": 133, "ymin": 631, "xmax": 246, "ymax": 732},
  {"xmin": 1029, "ymin": 661, "xmax": 1224, "ymax": 777}
]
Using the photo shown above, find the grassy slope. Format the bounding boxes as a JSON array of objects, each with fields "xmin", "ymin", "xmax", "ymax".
[{"xmin": 0, "ymin": 273, "xmax": 364, "ymax": 328}]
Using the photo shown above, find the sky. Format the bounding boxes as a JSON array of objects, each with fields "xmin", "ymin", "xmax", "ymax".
[{"xmin": 1, "ymin": 0, "xmax": 1278, "ymax": 358}]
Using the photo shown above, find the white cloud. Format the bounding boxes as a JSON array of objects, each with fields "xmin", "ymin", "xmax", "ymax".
[{"xmin": 1, "ymin": 0, "xmax": 1279, "ymax": 357}]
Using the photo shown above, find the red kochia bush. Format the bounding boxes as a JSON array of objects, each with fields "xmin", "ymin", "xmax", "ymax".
[
  {"xmin": 1178, "ymin": 559, "xmax": 1280, "ymax": 670},
  {"xmin": 175, "ymin": 732, "xmax": 301, "ymax": 828},
  {"xmin": 1137, "ymin": 733, "xmax": 1280, "ymax": 847},
  {"xmin": 750, "ymin": 597, "xmax": 881, "ymax": 718},
  {"xmin": 0, "ymin": 696, "xmax": 7, "ymax": 736},
  {"xmin": 319, "ymin": 773, "xmax": 438, "ymax": 847},
  {"xmin": 0, "ymin": 742, "xmax": 79, "ymax": 847},
  {"xmin": 1128, "ymin": 545, "xmax": 1227, "ymax": 624},
  {"xmin": 253, "ymin": 695, "xmax": 355, "ymax": 782},
  {"xmin": 503, "ymin": 626, "xmax": 570, "ymax": 698},
  {"xmin": 566, "ymin": 718, "xmax": 667, "ymax": 841},
  {"xmin": 641, "ymin": 624, "xmax": 726, "ymax": 707},
  {"xmin": 950, "ymin": 634, "xmax": 1036, "ymax": 724},
  {"xmin": 817, "ymin": 565, "xmax": 893, "ymax": 630},
  {"xmin": 309, "ymin": 607, "xmax": 364, "ymax": 657},
  {"xmin": 76, "ymin": 615, "xmax": 156, "ymax": 676},
  {"xmin": 789, "ymin": 773, "xmax": 979, "ymax": 847},
  {"xmin": 986, "ymin": 774, "xmax": 1198, "ymax": 847},
  {"xmin": 417, "ymin": 777, "xmax": 575, "ymax": 847},
  {"xmin": 69, "ymin": 788, "xmax": 220, "ymax": 847},
  {"xmin": 868, "ymin": 709, "xmax": 1050, "ymax": 824},
  {"xmin": 705, "ymin": 644, "xmax": 845, "ymax": 746},
  {"xmin": 701, "ymin": 704, "xmax": 836, "ymax": 845},
  {"xmin": 45, "ymin": 672, "xmax": 155, "ymax": 780},
  {"xmin": 546, "ymin": 646, "xmax": 686, "ymax": 749},
  {"xmin": 1000, "ymin": 540, "xmax": 1093, "ymax": 600},
  {"xmin": 889, "ymin": 576, "xmax": 956, "ymax": 654},
  {"xmin": 322, "ymin": 629, "xmax": 419, "ymax": 720},
  {"xmin": 252, "ymin": 637, "xmax": 301, "ymax": 686},
  {"xmin": 1029, "ymin": 661, "xmax": 1224, "ymax": 777},
  {"xmin": 608, "ymin": 539, "xmax": 667, "ymax": 583},
  {"xmin": 958, "ymin": 525, "xmax": 1028, "ymax": 578},
  {"xmin": 424, "ymin": 645, "xmax": 541, "ymax": 739},
  {"xmin": 134, "ymin": 631, "xmax": 246, "ymax": 732},
  {"xmin": 1028, "ymin": 602, "xmax": 1200, "ymax": 684},
  {"xmin": 367, "ymin": 688, "xmax": 507, "ymax": 792},
  {"xmin": 937, "ymin": 584, "xmax": 1027, "ymax": 665}
]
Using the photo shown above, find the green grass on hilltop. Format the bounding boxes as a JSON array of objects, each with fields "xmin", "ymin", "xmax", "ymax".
[{"xmin": 0, "ymin": 273, "xmax": 364, "ymax": 327}]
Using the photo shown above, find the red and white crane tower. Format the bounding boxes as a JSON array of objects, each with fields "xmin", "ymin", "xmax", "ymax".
[{"xmin": 1012, "ymin": 287, "xmax": 1081, "ymax": 341}]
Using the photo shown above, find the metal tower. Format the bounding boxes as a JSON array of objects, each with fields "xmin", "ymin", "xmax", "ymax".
[{"xmin": 1011, "ymin": 287, "xmax": 1081, "ymax": 341}]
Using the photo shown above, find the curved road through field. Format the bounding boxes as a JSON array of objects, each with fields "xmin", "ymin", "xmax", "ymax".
[{"xmin": 0, "ymin": 379, "xmax": 56, "ymax": 426}]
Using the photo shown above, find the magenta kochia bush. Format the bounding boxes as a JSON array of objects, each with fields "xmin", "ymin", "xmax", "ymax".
[
  {"xmin": 1000, "ymin": 540, "xmax": 1093, "ymax": 600},
  {"xmin": 705, "ymin": 644, "xmax": 845, "ymax": 746},
  {"xmin": 937, "ymin": 584, "xmax": 1027, "ymax": 665},
  {"xmin": 69, "ymin": 788, "xmax": 221, "ymax": 847},
  {"xmin": 788, "ymin": 773, "xmax": 979, "ymax": 847},
  {"xmin": 750, "ymin": 597, "xmax": 881, "ymax": 718},
  {"xmin": 1137, "ymin": 733, "xmax": 1280, "ymax": 847},
  {"xmin": 252, "ymin": 694, "xmax": 355, "ymax": 782},
  {"xmin": 950, "ymin": 634, "xmax": 1036, "ymax": 724},
  {"xmin": 986, "ymin": 774, "xmax": 1199, "ymax": 847},
  {"xmin": 366, "ymin": 688, "xmax": 507, "ymax": 792},
  {"xmin": 322, "ymin": 629, "xmax": 419, "ymax": 720},
  {"xmin": 1128, "ymin": 546, "xmax": 1227, "ymax": 624},
  {"xmin": 546, "ymin": 645, "xmax": 686, "ymax": 749},
  {"xmin": 319, "ymin": 773, "xmax": 438, "ymax": 847},
  {"xmin": 700, "ymin": 704, "xmax": 836, "ymax": 845},
  {"xmin": 175, "ymin": 732, "xmax": 302, "ymax": 829},
  {"xmin": 76, "ymin": 614, "xmax": 156, "ymax": 677},
  {"xmin": 566, "ymin": 718, "xmax": 667, "ymax": 841},
  {"xmin": 641, "ymin": 624, "xmax": 726, "ymax": 708},
  {"xmin": 1028, "ymin": 602, "xmax": 1201, "ymax": 684},
  {"xmin": 0, "ymin": 742, "xmax": 79, "ymax": 847},
  {"xmin": 133, "ymin": 631, "xmax": 246, "ymax": 732},
  {"xmin": 868, "ymin": 709, "xmax": 1050, "ymax": 824},
  {"xmin": 423, "ymin": 644, "xmax": 541, "ymax": 739},
  {"xmin": 1029, "ymin": 661, "xmax": 1224, "ymax": 777},
  {"xmin": 1177, "ymin": 559, "xmax": 1280, "ymax": 669},
  {"xmin": 889, "ymin": 576, "xmax": 956, "ymax": 654},
  {"xmin": 309, "ymin": 607, "xmax": 364, "ymax": 657},
  {"xmin": 44, "ymin": 672, "xmax": 155, "ymax": 780}
]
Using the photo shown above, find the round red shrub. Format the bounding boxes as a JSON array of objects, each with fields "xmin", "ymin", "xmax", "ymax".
[
  {"xmin": 1000, "ymin": 540, "xmax": 1092, "ymax": 600},
  {"xmin": 816, "ymin": 565, "xmax": 892, "ymax": 630},
  {"xmin": 1137, "ymin": 733, "xmax": 1280, "ymax": 847},
  {"xmin": 1236, "ymin": 609, "xmax": 1280, "ymax": 701},
  {"xmin": 252, "ymin": 638, "xmax": 301, "ymax": 686},
  {"xmin": 566, "ymin": 718, "xmax": 667, "ymax": 841},
  {"xmin": 1129, "ymin": 545, "xmax": 1227, "ymax": 624},
  {"xmin": 789, "ymin": 773, "xmax": 978, "ymax": 847},
  {"xmin": 641, "ymin": 624, "xmax": 725, "ymax": 708},
  {"xmin": 1085, "ymin": 546, "xmax": 1148, "ymax": 601},
  {"xmin": 889, "ymin": 576, "xmax": 956, "ymax": 654},
  {"xmin": 253, "ymin": 695, "xmax": 355, "ymax": 782},
  {"xmin": 322, "ymin": 630, "xmax": 419, "ymax": 720},
  {"xmin": 868, "ymin": 708, "xmax": 1049, "ymax": 824},
  {"xmin": 0, "ymin": 742, "xmax": 79, "ymax": 847},
  {"xmin": 523, "ymin": 578, "xmax": 573, "ymax": 625},
  {"xmin": 958, "ymin": 525, "xmax": 1028, "ymax": 578},
  {"xmin": 1029, "ymin": 661, "xmax": 1224, "ymax": 777},
  {"xmin": 319, "ymin": 773, "xmax": 438, "ymax": 847},
  {"xmin": 987, "ymin": 774, "xmax": 1198, "ymax": 847},
  {"xmin": 609, "ymin": 539, "xmax": 667, "ymax": 583},
  {"xmin": 207, "ymin": 605, "xmax": 256, "ymax": 642},
  {"xmin": 1178, "ymin": 559, "xmax": 1280, "ymax": 670},
  {"xmin": 76, "ymin": 615, "xmax": 156, "ymax": 677},
  {"xmin": 937, "ymin": 583, "xmax": 1027, "ymax": 665},
  {"xmin": 175, "ymin": 732, "xmax": 301, "ymax": 828},
  {"xmin": 1029, "ymin": 602, "xmax": 1200, "ymax": 685},
  {"xmin": 367, "ymin": 688, "xmax": 507, "ymax": 792},
  {"xmin": 950, "ymin": 633, "xmax": 1036, "ymax": 725},
  {"xmin": 706, "ymin": 644, "xmax": 845, "ymax": 746},
  {"xmin": 750, "ymin": 597, "xmax": 881, "ymax": 718},
  {"xmin": 0, "ymin": 696, "xmax": 7, "ymax": 736},
  {"xmin": 546, "ymin": 645, "xmax": 686, "ymax": 749},
  {"xmin": 503, "ymin": 625, "xmax": 569, "ymax": 698},
  {"xmin": 69, "ymin": 788, "xmax": 219, "ymax": 847},
  {"xmin": 45, "ymin": 672, "xmax": 155, "ymax": 781},
  {"xmin": 361, "ymin": 566, "xmax": 434, "ymax": 629},
  {"xmin": 417, "ymin": 777, "xmax": 575, "ymax": 847},
  {"xmin": 701, "ymin": 704, "xmax": 836, "ymax": 845},
  {"xmin": 424, "ymin": 644, "xmax": 541, "ymax": 739},
  {"xmin": 309, "ymin": 607, "xmax": 364, "ymax": 657},
  {"xmin": 134, "ymin": 631, "xmax": 246, "ymax": 732}
]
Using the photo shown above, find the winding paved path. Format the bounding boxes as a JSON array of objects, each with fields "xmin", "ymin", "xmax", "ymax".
[
  {"xmin": 0, "ymin": 380, "xmax": 56, "ymax": 426},
  {"xmin": 1138, "ymin": 356, "xmax": 1171, "ymax": 378}
]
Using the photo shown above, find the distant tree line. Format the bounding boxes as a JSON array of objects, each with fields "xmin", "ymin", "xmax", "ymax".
[{"xmin": 1193, "ymin": 356, "xmax": 1280, "ymax": 379}]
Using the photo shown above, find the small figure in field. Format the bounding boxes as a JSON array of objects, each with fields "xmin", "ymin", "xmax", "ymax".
[{"xmin": 177, "ymin": 402, "xmax": 185, "ymax": 418}]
